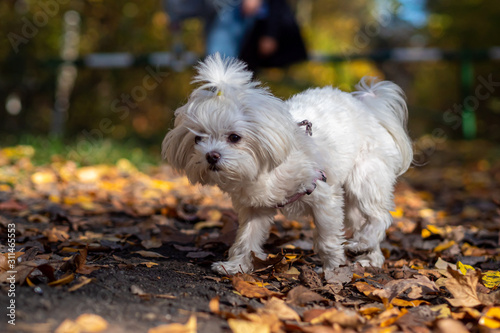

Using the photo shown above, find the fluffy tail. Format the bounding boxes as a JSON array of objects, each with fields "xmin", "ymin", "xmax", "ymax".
[{"xmin": 353, "ymin": 77, "xmax": 413, "ymax": 176}]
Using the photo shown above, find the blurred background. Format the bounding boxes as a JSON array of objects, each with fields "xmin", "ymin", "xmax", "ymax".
[{"xmin": 1, "ymin": 0, "xmax": 499, "ymax": 167}]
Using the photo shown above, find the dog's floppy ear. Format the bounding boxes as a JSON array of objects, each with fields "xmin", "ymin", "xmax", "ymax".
[
  {"xmin": 191, "ymin": 53, "xmax": 258, "ymax": 97},
  {"xmin": 162, "ymin": 106, "xmax": 192, "ymax": 171}
]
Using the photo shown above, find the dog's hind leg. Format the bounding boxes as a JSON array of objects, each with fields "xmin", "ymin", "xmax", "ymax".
[{"xmin": 344, "ymin": 156, "xmax": 397, "ymax": 267}]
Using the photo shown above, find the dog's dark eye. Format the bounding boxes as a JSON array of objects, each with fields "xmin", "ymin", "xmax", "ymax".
[
  {"xmin": 194, "ymin": 136, "xmax": 203, "ymax": 144},
  {"xmin": 228, "ymin": 134, "xmax": 241, "ymax": 143}
]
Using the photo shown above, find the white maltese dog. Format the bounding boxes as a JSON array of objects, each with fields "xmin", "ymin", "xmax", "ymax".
[{"xmin": 162, "ymin": 54, "xmax": 412, "ymax": 275}]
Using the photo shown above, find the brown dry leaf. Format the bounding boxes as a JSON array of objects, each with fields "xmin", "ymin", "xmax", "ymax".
[
  {"xmin": 141, "ymin": 239, "xmax": 162, "ymax": 249},
  {"xmin": 28, "ymin": 213, "xmax": 50, "ymax": 223},
  {"xmin": 228, "ymin": 318, "xmax": 271, "ymax": 333},
  {"xmin": 305, "ymin": 308, "xmax": 364, "ymax": 328},
  {"xmin": 286, "ymin": 285, "xmax": 328, "ymax": 306},
  {"xmin": 68, "ymin": 276, "xmax": 95, "ymax": 292},
  {"xmin": 232, "ymin": 275, "xmax": 280, "ymax": 298},
  {"xmin": 0, "ymin": 252, "xmax": 24, "ymax": 272},
  {"xmin": 435, "ymin": 318, "xmax": 469, "ymax": 333},
  {"xmin": 479, "ymin": 290, "xmax": 500, "ymax": 306},
  {"xmin": 0, "ymin": 198, "xmax": 27, "ymax": 211},
  {"xmin": 353, "ymin": 281, "xmax": 384, "ymax": 302},
  {"xmin": 133, "ymin": 250, "xmax": 167, "ymax": 259},
  {"xmin": 444, "ymin": 267, "xmax": 482, "ymax": 307},
  {"xmin": 252, "ymin": 252, "xmax": 287, "ymax": 272},
  {"xmin": 0, "ymin": 262, "xmax": 37, "ymax": 284},
  {"xmin": 261, "ymin": 297, "xmax": 301, "ymax": 321},
  {"xmin": 324, "ymin": 266, "xmax": 352, "ymax": 285},
  {"xmin": 43, "ymin": 227, "xmax": 70, "ymax": 242},
  {"xmin": 193, "ymin": 220, "xmax": 223, "ymax": 230},
  {"xmin": 148, "ymin": 315, "xmax": 197, "ymax": 333},
  {"xmin": 299, "ymin": 265, "xmax": 323, "ymax": 289},
  {"xmin": 186, "ymin": 251, "xmax": 214, "ymax": 259},
  {"xmin": 240, "ymin": 312, "xmax": 282, "ymax": 333},
  {"xmin": 373, "ymin": 274, "xmax": 438, "ymax": 302}
]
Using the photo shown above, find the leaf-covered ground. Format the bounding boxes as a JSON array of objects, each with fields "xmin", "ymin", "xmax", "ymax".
[{"xmin": 0, "ymin": 142, "xmax": 499, "ymax": 333}]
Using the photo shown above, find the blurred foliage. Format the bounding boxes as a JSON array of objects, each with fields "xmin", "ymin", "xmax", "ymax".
[
  {"xmin": 12, "ymin": 135, "xmax": 161, "ymax": 169},
  {"xmin": 0, "ymin": 0, "xmax": 500, "ymax": 159}
]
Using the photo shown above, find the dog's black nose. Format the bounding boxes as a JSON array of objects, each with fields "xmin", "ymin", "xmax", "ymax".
[{"xmin": 206, "ymin": 151, "xmax": 221, "ymax": 165}]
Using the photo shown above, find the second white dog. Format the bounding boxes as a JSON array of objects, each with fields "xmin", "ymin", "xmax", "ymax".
[{"xmin": 162, "ymin": 54, "xmax": 412, "ymax": 275}]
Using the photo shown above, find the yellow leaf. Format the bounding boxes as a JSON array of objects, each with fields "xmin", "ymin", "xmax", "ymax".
[
  {"xmin": 228, "ymin": 319, "xmax": 270, "ymax": 333},
  {"xmin": 209, "ymin": 296, "xmax": 220, "ymax": 314},
  {"xmin": 55, "ymin": 319, "xmax": 81, "ymax": 333},
  {"xmin": 0, "ymin": 184, "xmax": 11, "ymax": 192},
  {"xmin": 419, "ymin": 209, "xmax": 435, "ymax": 219},
  {"xmin": 380, "ymin": 308, "xmax": 407, "ymax": 327},
  {"xmin": 116, "ymin": 158, "xmax": 138, "ymax": 174},
  {"xmin": 457, "ymin": 262, "xmax": 475, "ymax": 275},
  {"xmin": 431, "ymin": 304, "xmax": 451, "ymax": 319},
  {"xmin": 75, "ymin": 314, "xmax": 108, "ymax": 332},
  {"xmin": 482, "ymin": 271, "xmax": 500, "ymax": 289},
  {"xmin": 421, "ymin": 229, "xmax": 431, "ymax": 238},
  {"xmin": 150, "ymin": 179, "xmax": 174, "ymax": 191},
  {"xmin": 390, "ymin": 207, "xmax": 404, "ymax": 218},
  {"xmin": 68, "ymin": 277, "xmax": 94, "ymax": 292},
  {"xmin": 433, "ymin": 240, "xmax": 456, "ymax": 252},
  {"xmin": 141, "ymin": 262, "xmax": 159, "ymax": 268},
  {"xmin": 232, "ymin": 276, "xmax": 279, "ymax": 298},
  {"xmin": 378, "ymin": 327, "xmax": 398, "ymax": 333},
  {"xmin": 48, "ymin": 273, "xmax": 75, "ymax": 286},
  {"xmin": 1, "ymin": 145, "xmax": 34, "ymax": 159},
  {"xmin": 359, "ymin": 306, "xmax": 383, "ymax": 317},
  {"xmin": 148, "ymin": 315, "xmax": 197, "ymax": 333},
  {"xmin": 479, "ymin": 307, "xmax": 500, "ymax": 329},
  {"xmin": 76, "ymin": 166, "xmax": 101, "ymax": 183},
  {"xmin": 26, "ymin": 277, "xmax": 35, "ymax": 287},
  {"xmin": 31, "ymin": 171, "xmax": 57, "ymax": 184},
  {"xmin": 391, "ymin": 298, "xmax": 430, "ymax": 307},
  {"xmin": 250, "ymin": 281, "xmax": 270, "ymax": 288}
]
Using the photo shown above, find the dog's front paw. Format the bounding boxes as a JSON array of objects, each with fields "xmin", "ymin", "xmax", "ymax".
[
  {"xmin": 211, "ymin": 260, "xmax": 252, "ymax": 275},
  {"xmin": 345, "ymin": 240, "xmax": 371, "ymax": 255},
  {"xmin": 305, "ymin": 170, "xmax": 327, "ymax": 194}
]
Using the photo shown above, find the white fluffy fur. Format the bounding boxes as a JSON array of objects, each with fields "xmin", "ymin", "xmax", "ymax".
[{"xmin": 162, "ymin": 54, "xmax": 412, "ymax": 274}]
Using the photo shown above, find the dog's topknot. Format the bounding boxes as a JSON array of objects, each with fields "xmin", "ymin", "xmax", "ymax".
[{"xmin": 192, "ymin": 53, "xmax": 260, "ymax": 97}]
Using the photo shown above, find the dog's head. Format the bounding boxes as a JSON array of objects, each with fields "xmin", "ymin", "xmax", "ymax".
[{"xmin": 162, "ymin": 54, "xmax": 296, "ymax": 191}]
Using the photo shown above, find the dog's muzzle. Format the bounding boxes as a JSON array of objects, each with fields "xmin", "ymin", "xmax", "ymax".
[{"xmin": 206, "ymin": 151, "xmax": 221, "ymax": 171}]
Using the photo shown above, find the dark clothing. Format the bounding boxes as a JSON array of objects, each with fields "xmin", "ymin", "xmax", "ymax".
[{"xmin": 239, "ymin": 0, "xmax": 308, "ymax": 72}]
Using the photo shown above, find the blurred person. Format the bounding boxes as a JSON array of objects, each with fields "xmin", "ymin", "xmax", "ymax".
[
  {"xmin": 239, "ymin": 0, "xmax": 308, "ymax": 72},
  {"xmin": 205, "ymin": 0, "xmax": 264, "ymax": 57},
  {"xmin": 164, "ymin": 0, "xmax": 264, "ymax": 58}
]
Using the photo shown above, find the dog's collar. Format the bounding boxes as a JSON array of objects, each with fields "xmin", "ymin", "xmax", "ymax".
[{"xmin": 276, "ymin": 171, "xmax": 327, "ymax": 208}]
